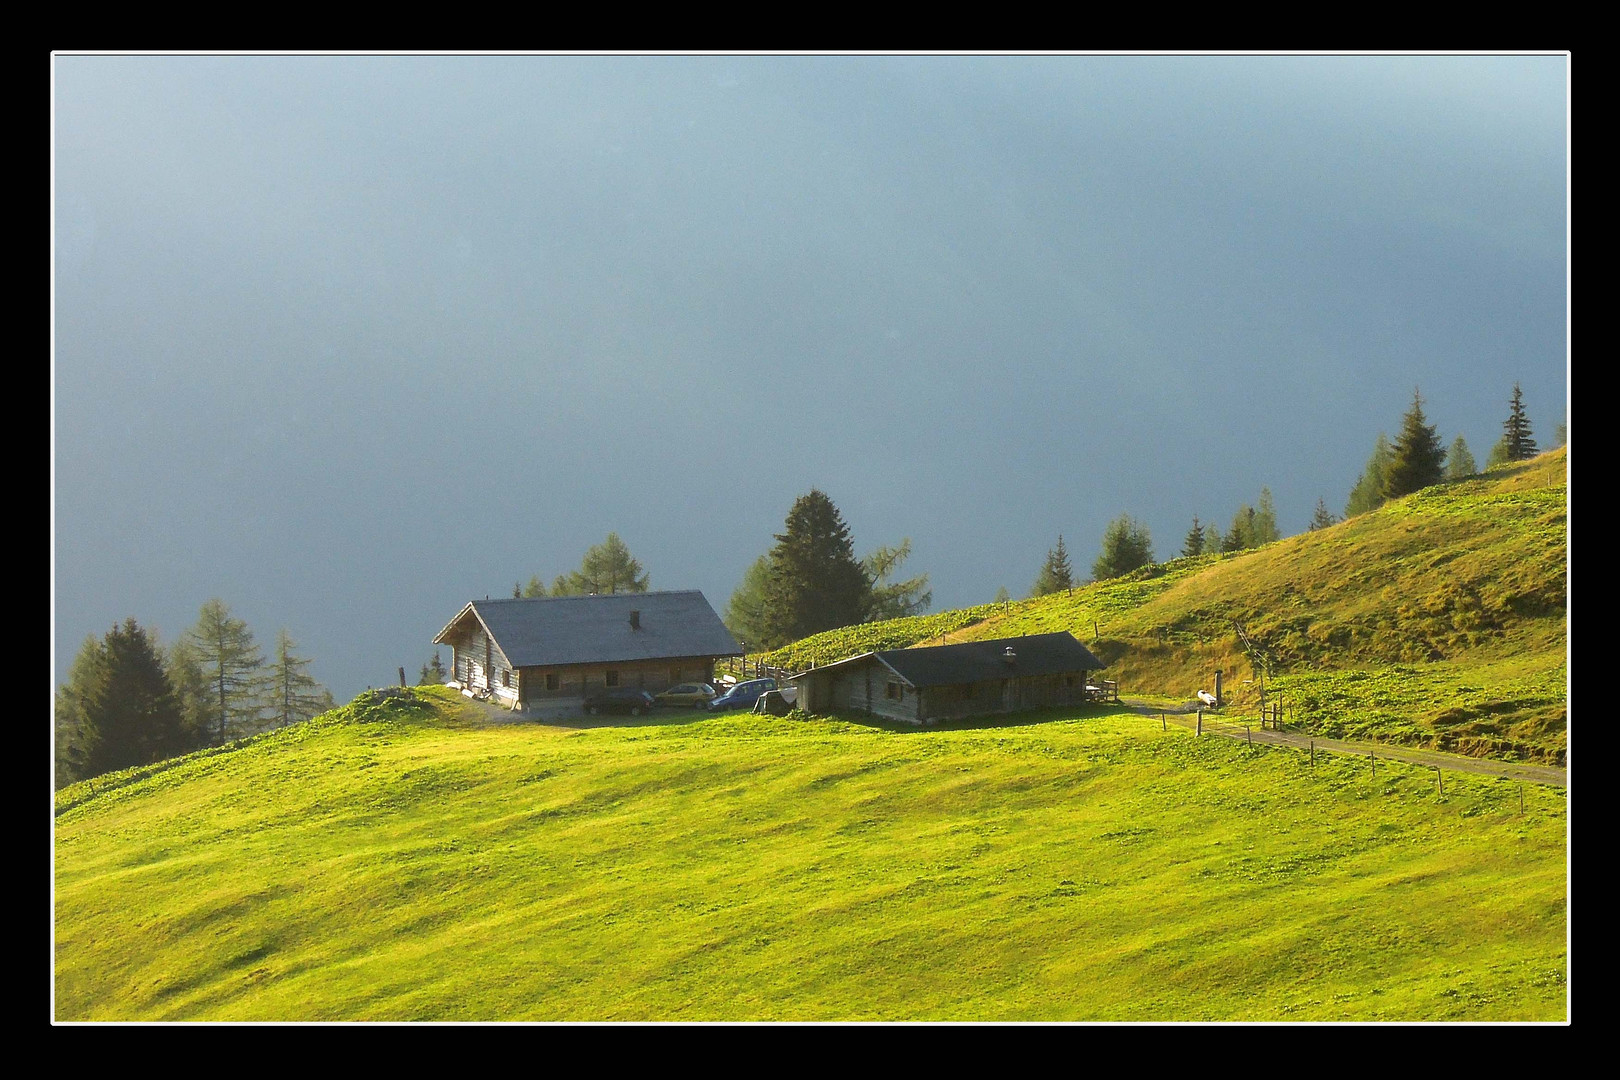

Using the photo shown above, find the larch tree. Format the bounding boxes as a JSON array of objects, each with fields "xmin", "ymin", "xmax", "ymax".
[
  {"xmin": 759, "ymin": 490, "xmax": 871, "ymax": 647},
  {"xmin": 181, "ymin": 598, "xmax": 267, "ymax": 746},
  {"xmin": 863, "ymin": 538, "xmax": 932, "ymax": 622},
  {"xmin": 1383, "ymin": 389, "xmax": 1446, "ymax": 499},
  {"xmin": 55, "ymin": 633, "xmax": 106, "ymax": 788},
  {"xmin": 1308, "ymin": 498, "xmax": 1339, "ymax": 531},
  {"xmin": 556, "ymin": 533, "xmax": 650, "ymax": 595},
  {"xmin": 1030, "ymin": 535, "xmax": 1075, "ymax": 596},
  {"xmin": 1092, "ymin": 516, "xmax": 1155, "ymax": 581},
  {"xmin": 1502, "ymin": 382, "xmax": 1538, "ymax": 461},
  {"xmin": 522, "ymin": 575, "xmax": 548, "ymax": 598},
  {"xmin": 724, "ymin": 554, "xmax": 776, "ymax": 650},
  {"xmin": 1446, "ymin": 435, "xmax": 1477, "ymax": 479},
  {"xmin": 266, "ymin": 630, "xmax": 331, "ymax": 729},
  {"xmin": 1252, "ymin": 488, "xmax": 1280, "ymax": 546},
  {"xmin": 1345, "ymin": 433, "xmax": 1393, "ymax": 517}
]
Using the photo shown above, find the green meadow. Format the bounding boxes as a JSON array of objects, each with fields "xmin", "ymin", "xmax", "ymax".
[
  {"xmin": 765, "ymin": 449, "xmax": 1568, "ymax": 764},
  {"xmin": 55, "ymin": 687, "xmax": 1566, "ymax": 1021}
]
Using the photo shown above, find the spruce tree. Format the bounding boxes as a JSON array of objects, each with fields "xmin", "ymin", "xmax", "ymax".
[
  {"xmin": 79, "ymin": 619, "xmax": 188, "ymax": 778},
  {"xmin": 1445, "ymin": 435, "xmax": 1477, "ymax": 479},
  {"xmin": 181, "ymin": 598, "xmax": 267, "ymax": 746},
  {"xmin": 1181, "ymin": 517, "xmax": 1206, "ymax": 558},
  {"xmin": 522, "ymin": 575, "xmax": 547, "ymax": 598},
  {"xmin": 430, "ymin": 651, "xmax": 448, "ymax": 682},
  {"xmin": 1502, "ymin": 382, "xmax": 1538, "ymax": 461},
  {"xmin": 1345, "ymin": 433, "xmax": 1392, "ymax": 516},
  {"xmin": 1308, "ymin": 498, "xmax": 1339, "ymax": 531},
  {"xmin": 1030, "ymin": 535, "xmax": 1075, "ymax": 596},
  {"xmin": 1384, "ymin": 389, "xmax": 1446, "ymax": 499},
  {"xmin": 1092, "ymin": 516, "xmax": 1154, "ymax": 581},
  {"xmin": 759, "ymin": 490, "xmax": 871, "ymax": 647}
]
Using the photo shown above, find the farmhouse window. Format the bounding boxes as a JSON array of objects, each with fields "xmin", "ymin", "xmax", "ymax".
[
  {"xmin": 503, "ymin": 670, "xmax": 511, "ymax": 688},
  {"xmin": 606, "ymin": 670, "xmax": 620, "ymax": 687},
  {"xmin": 887, "ymin": 681, "xmax": 903, "ymax": 700},
  {"xmin": 546, "ymin": 672, "xmax": 560, "ymax": 691}
]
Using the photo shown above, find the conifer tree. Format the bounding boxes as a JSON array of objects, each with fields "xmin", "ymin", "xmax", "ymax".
[
  {"xmin": 555, "ymin": 533, "xmax": 650, "ymax": 595},
  {"xmin": 1222, "ymin": 505, "xmax": 1256, "ymax": 553},
  {"xmin": 1181, "ymin": 517, "xmax": 1206, "ymax": 558},
  {"xmin": 1030, "ymin": 535, "xmax": 1075, "ymax": 596},
  {"xmin": 1384, "ymin": 389, "xmax": 1446, "ymax": 499},
  {"xmin": 724, "ymin": 554, "xmax": 775, "ymax": 647},
  {"xmin": 1502, "ymin": 382, "xmax": 1538, "ymax": 461},
  {"xmin": 1345, "ymin": 433, "xmax": 1393, "ymax": 517},
  {"xmin": 863, "ymin": 539, "xmax": 932, "ymax": 621},
  {"xmin": 55, "ymin": 634, "xmax": 106, "ymax": 787},
  {"xmin": 181, "ymin": 598, "xmax": 267, "ymax": 746},
  {"xmin": 993, "ymin": 586, "xmax": 1011, "ymax": 604},
  {"xmin": 1308, "ymin": 498, "xmax": 1339, "ymax": 531},
  {"xmin": 522, "ymin": 575, "xmax": 547, "ymax": 598},
  {"xmin": 1252, "ymin": 488, "xmax": 1280, "ymax": 546},
  {"xmin": 78, "ymin": 619, "xmax": 188, "ymax": 778},
  {"xmin": 759, "ymin": 490, "xmax": 871, "ymax": 647},
  {"xmin": 1445, "ymin": 435, "xmax": 1477, "ymax": 479},
  {"xmin": 1092, "ymin": 516, "xmax": 1154, "ymax": 581},
  {"xmin": 266, "ymin": 630, "xmax": 330, "ymax": 729}
]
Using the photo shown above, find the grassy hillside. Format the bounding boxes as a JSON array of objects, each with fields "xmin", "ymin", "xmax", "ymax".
[
  {"xmin": 766, "ymin": 450, "xmax": 1568, "ymax": 764},
  {"xmin": 55, "ymin": 687, "xmax": 1566, "ymax": 1021}
]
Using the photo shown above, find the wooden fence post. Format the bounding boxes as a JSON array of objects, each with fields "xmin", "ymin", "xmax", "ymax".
[
  {"xmin": 1310, "ymin": 740, "xmax": 1315, "ymax": 767},
  {"xmin": 398, "ymin": 666, "xmax": 406, "ymax": 688},
  {"xmin": 1246, "ymin": 724, "xmax": 1252, "ymax": 744},
  {"xmin": 1520, "ymin": 784, "xmax": 1525, "ymax": 814},
  {"xmin": 1370, "ymin": 751, "xmax": 1376, "ymax": 778},
  {"xmin": 1161, "ymin": 712, "xmax": 1166, "ymax": 732},
  {"xmin": 1436, "ymin": 768, "xmax": 1443, "ymax": 795}
]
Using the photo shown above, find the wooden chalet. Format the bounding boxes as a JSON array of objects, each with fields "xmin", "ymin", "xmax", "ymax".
[
  {"xmin": 787, "ymin": 632, "xmax": 1108, "ymax": 724},
  {"xmin": 432, "ymin": 591, "xmax": 741, "ymax": 713}
]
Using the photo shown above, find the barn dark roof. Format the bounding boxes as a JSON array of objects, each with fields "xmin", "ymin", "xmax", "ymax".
[
  {"xmin": 433, "ymin": 591, "xmax": 741, "ymax": 668},
  {"xmin": 791, "ymin": 632, "xmax": 1105, "ymax": 688}
]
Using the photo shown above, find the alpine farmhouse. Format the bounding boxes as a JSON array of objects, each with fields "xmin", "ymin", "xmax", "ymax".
[
  {"xmin": 788, "ymin": 632, "xmax": 1108, "ymax": 724},
  {"xmin": 433, "ymin": 591, "xmax": 741, "ymax": 714}
]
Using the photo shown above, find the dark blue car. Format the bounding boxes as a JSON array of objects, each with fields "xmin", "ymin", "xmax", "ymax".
[{"xmin": 707, "ymin": 677, "xmax": 778, "ymax": 712}]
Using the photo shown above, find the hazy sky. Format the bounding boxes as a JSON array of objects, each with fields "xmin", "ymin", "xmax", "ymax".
[{"xmin": 53, "ymin": 54, "xmax": 1568, "ymax": 701}]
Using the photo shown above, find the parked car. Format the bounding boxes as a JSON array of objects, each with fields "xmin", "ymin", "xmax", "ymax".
[
  {"xmin": 654, "ymin": 682, "xmax": 718, "ymax": 708},
  {"xmin": 707, "ymin": 677, "xmax": 778, "ymax": 712},
  {"xmin": 583, "ymin": 688, "xmax": 657, "ymax": 717}
]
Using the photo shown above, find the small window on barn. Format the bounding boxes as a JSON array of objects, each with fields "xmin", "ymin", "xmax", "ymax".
[
  {"xmin": 886, "ymin": 681, "xmax": 901, "ymax": 700},
  {"xmin": 545, "ymin": 672, "xmax": 559, "ymax": 691},
  {"xmin": 962, "ymin": 683, "xmax": 976, "ymax": 700},
  {"xmin": 503, "ymin": 670, "xmax": 511, "ymax": 688},
  {"xmin": 606, "ymin": 670, "xmax": 620, "ymax": 687},
  {"xmin": 1065, "ymin": 676, "xmax": 1076, "ymax": 688}
]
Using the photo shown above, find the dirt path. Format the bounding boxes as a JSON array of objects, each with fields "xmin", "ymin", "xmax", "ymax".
[{"xmin": 1123, "ymin": 701, "xmax": 1567, "ymax": 788}]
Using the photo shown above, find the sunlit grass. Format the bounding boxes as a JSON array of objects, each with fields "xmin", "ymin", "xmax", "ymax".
[{"xmin": 55, "ymin": 688, "xmax": 1566, "ymax": 1021}]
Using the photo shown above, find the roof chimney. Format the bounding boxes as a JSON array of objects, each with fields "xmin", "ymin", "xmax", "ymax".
[
  {"xmin": 629, "ymin": 609, "xmax": 641, "ymax": 630},
  {"xmin": 1003, "ymin": 645, "xmax": 1017, "ymax": 665}
]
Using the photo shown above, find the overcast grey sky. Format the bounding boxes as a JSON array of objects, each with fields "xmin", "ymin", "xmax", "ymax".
[{"xmin": 53, "ymin": 55, "xmax": 1568, "ymax": 700}]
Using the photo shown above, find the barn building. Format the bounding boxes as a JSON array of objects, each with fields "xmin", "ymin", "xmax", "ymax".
[
  {"xmin": 432, "ymin": 591, "xmax": 741, "ymax": 714},
  {"xmin": 787, "ymin": 632, "xmax": 1108, "ymax": 724}
]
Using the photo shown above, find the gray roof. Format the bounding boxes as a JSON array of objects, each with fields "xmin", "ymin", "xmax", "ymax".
[
  {"xmin": 434, "ymin": 591, "xmax": 741, "ymax": 668},
  {"xmin": 790, "ymin": 632, "xmax": 1105, "ymax": 689}
]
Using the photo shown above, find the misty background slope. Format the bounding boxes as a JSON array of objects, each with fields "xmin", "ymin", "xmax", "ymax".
[{"xmin": 53, "ymin": 55, "xmax": 1568, "ymax": 700}]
